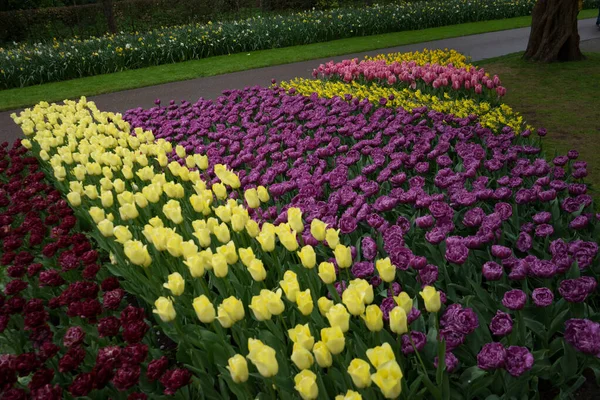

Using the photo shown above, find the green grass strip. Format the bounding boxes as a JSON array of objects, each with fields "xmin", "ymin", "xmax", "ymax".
[{"xmin": 0, "ymin": 9, "xmax": 597, "ymax": 111}]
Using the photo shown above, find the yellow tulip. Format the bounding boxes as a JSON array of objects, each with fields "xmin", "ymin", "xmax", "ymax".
[
  {"xmin": 117, "ymin": 191, "xmax": 134, "ymax": 205},
  {"xmin": 246, "ymin": 338, "xmax": 278, "ymax": 378},
  {"xmin": 163, "ymin": 200, "xmax": 183, "ymax": 224},
  {"xmin": 325, "ymin": 228, "xmax": 340, "ymax": 249},
  {"xmin": 214, "ymin": 205, "xmax": 232, "ymax": 223},
  {"xmin": 70, "ymin": 181, "xmax": 83, "ymax": 195},
  {"xmin": 215, "ymin": 242, "xmax": 236, "ymax": 265},
  {"xmin": 184, "ymin": 254, "xmax": 206, "ymax": 278},
  {"xmin": 310, "ymin": 218, "xmax": 327, "ymax": 241},
  {"xmin": 335, "ymin": 390, "xmax": 363, "ymax": 400},
  {"xmin": 101, "ymin": 190, "xmax": 114, "ymax": 207},
  {"xmin": 262, "ymin": 289, "xmax": 285, "ymax": 315},
  {"xmin": 217, "ymin": 297, "xmax": 245, "ymax": 328},
  {"xmin": 280, "ymin": 271, "xmax": 300, "ymax": 302},
  {"xmin": 334, "ymin": 244, "xmax": 352, "ymax": 269},
  {"xmin": 54, "ymin": 166, "xmax": 67, "ymax": 181},
  {"xmin": 321, "ymin": 326, "xmax": 345, "ymax": 355},
  {"xmin": 134, "ymin": 192, "xmax": 148, "ymax": 208},
  {"xmin": 297, "ymin": 245, "xmax": 316, "ymax": 269},
  {"xmin": 231, "ymin": 213, "xmax": 246, "ymax": 232},
  {"xmin": 420, "ymin": 286, "xmax": 442, "ymax": 312},
  {"xmin": 366, "ymin": 342, "xmax": 396, "ymax": 370},
  {"xmin": 213, "ymin": 223, "xmax": 231, "ymax": 243},
  {"xmin": 238, "ymin": 247, "xmax": 255, "ymax": 267},
  {"xmin": 245, "ymin": 219, "xmax": 260, "ymax": 237},
  {"xmin": 313, "ymin": 341, "xmax": 333, "ymax": 368},
  {"xmin": 122, "ymin": 165, "xmax": 133, "ymax": 179},
  {"xmin": 123, "ymin": 240, "xmax": 151, "ymax": 267},
  {"xmin": 97, "ymin": 219, "xmax": 114, "ymax": 237},
  {"xmin": 389, "ymin": 307, "xmax": 408, "ymax": 334},
  {"xmin": 287, "ymin": 207, "xmax": 304, "ymax": 232},
  {"xmin": 227, "ymin": 354, "xmax": 249, "ymax": 384},
  {"xmin": 349, "ymin": 279, "xmax": 374, "ymax": 304},
  {"xmin": 244, "ymin": 188, "xmax": 260, "ymax": 208},
  {"xmin": 249, "ymin": 295, "xmax": 272, "ymax": 321},
  {"xmin": 21, "ymin": 139, "xmax": 32, "ymax": 149},
  {"xmin": 212, "ymin": 183, "xmax": 227, "ymax": 200},
  {"xmin": 371, "ymin": 360, "xmax": 403, "ymax": 399},
  {"xmin": 214, "ymin": 164, "xmax": 240, "ymax": 188},
  {"xmin": 326, "ymin": 304, "xmax": 350, "ymax": 333},
  {"xmin": 163, "ymin": 272, "xmax": 185, "ymax": 296},
  {"xmin": 317, "ymin": 297, "xmax": 334, "ymax": 316},
  {"xmin": 193, "ymin": 295, "xmax": 216, "ymax": 323},
  {"xmin": 287, "ymin": 324, "xmax": 314, "ymax": 350},
  {"xmin": 84, "ymin": 185, "xmax": 99, "ymax": 200},
  {"xmin": 194, "ymin": 154, "xmax": 208, "ymax": 170},
  {"xmin": 318, "ymin": 261, "xmax": 336, "ymax": 284},
  {"xmin": 278, "ymin": 230, "xmax": 299, "ymax": 251},
  {"xmin": 113, "ymin": 225, "xmax": 132, "ymax": 244},
  {"xmin": 294, "ymin": 370, "xmax": 318, "ymax": 400},
  {"xmin": 394, "ymin": 292, "xmax": 413, "ymax": 314},
  {"xmin": 118, "ymin": 203, "xmax": 138, "ymax": 221},
  {"xmin": 67, "ymin": 191, "xmax": 81, "ymax": 207},
  {"xmin": 362, "ymin": 305, "xmax": 384, "ymax": 332},
  {"xmin": 164, "ymin": 182, "xmax": 184, "ymax": 198},
  {"xmin": 348, "ymin": 358, "xmax": 372, "ymax": 388},
  {"xmin": 73, "ymin": 165, "xmax": 86, "ymax": 181},
  {"xmin": 342, "ymin": 287, "xmax": 365, "ymax": 316},
  {"xmin": 193, "ymin": 228, "xmax": 212, "ymax": 248},
  {"xmin": 212, "ymin": 253, "xmax": 229, "ymax": 278},
  {"xmin": 291, "ymin": 343, "xmax": 314, "ymax": 370},
  {"xmin": 175, "ymin": 145, "xmax": 186, "ymax": 159},
  {"xmin": 296, "ymin": 289, "xmax": 313, "ymax": 316},
  {"xmin": 153, "ymin": 297, "xmax": 176, "ymax": 322},
  {"xmin": 376, "ymin": 258, "xmax": 395, "ymax": 283},
  {"xmin": 238, "ymin": 251, "xmax": 262, "ymax": 277},
  {"xmin": 113, "ymin": 179, "xmax": 125, "ymax": 193},
  {"xmin": 256, "ymin": 230, "xmax": 275, "ymax": 252},
  {"xmin": 257, "ymin": 186, "xmax": 269, "ymax": 202}
]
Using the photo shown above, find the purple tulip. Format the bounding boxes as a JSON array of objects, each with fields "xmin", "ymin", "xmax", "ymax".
[
  {"xmin": 558, "ymin": 277, "xmax": 596, "ymax": 303},
  {"xmin": 445, "ymin": 240, "xmax": 469, "ymax": 265},
  {"xmin": 489, "ymin": 311, "xmax": 513, "ymax": 336},
  {"xmin": 434, "ymin": 352, "xmax": 459, "ymax": 373},
  {"xmin": 505, "ymin": 346, "xmax": 534, "ymax": 377},
  {"xmin": 361, "ymin": 237, "xmax": 378, "ymax": 261},
  {"xmin": 400, "ymin": 331, "xmax": 427, "ymax": 355},
  {"xmin": 482, "ymin": 261, "xmax": 503, "ymax": 281},
  {"xmin": 477, "ymin": 343, "xmax": 506, "ymax": 370},
  {"xmin": 502, "ymin": 289, "xmax": 527, "ymax": 310},
  {"xmin": 564, "ymin": 319, "xmax": 600, "ymax": 355},
  {"xmin": 351, "ymin": 262, "xmax": 374, "ymax": 279},
  {"xmin": 491, "ymin": 245, "xmax": 512, "ymax": 259},
  {"xmin": 531, "ymin": 288, "xmax": 554, "ymax": 307}
]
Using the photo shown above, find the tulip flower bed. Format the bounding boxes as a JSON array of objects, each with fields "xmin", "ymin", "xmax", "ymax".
[
  {"xmin": 365, "ymin": 49, "xmax": 469, "ymax": 68},
  {"xmin": 311, "ymin": 59, "xmax": 506, "ymax": 102},
  {"xmin": 1, "ymin": 0, "xmax": 597, "ymax": 89},
  {"xmin": 7, "ymin": 47, "xmax": 600, "ymax": 399},
  {"xmin": 0, "ymin": 142, "xmax": 192, "ymax": 398}
]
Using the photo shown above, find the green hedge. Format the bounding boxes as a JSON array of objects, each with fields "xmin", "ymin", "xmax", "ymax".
[{"xmin": 1, "ymin": 0, "xmax": 596, "ymax": 89}]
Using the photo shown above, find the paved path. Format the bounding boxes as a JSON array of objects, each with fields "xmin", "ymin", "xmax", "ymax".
[{"xmin": 2, "ymin": 18, "xmax": 599, "ymax": 143}]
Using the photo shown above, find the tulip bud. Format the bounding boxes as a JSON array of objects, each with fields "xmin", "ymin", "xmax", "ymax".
[
  {"xmin": 362, "ymin": 304, "xmax": 384, "ymax": 332},
  {"xmin": 376, "ymin": 257, "xmax": 395, "ymax": 282},
  {"xmin": 163, "ymin": 272, "xmax": 185, "ymax": 296},
  {"xmin": 297, "ymin": 245, "xmax": 316, "ymax": 269},
  {"xmin": 294, "ymin": 370, "xmax": 318, "ymax": 400},
  {"xmin": 348, "ymin": 358, "xmax": 372, "ymax": 388},
  {"xmin": 321, "ymin": 326, "xmax": 345, "ymax": 355},
  {"xmin": 296, "ymin": 289, "xmax": 314, "ymax": 316},
  {"xmin": 419, "ymin": 286, "xmax": 441, "ymax": 312},
  {"xmin": 310, "ymin": 219, "xmax": 327, "ymax": 241},
  {"xmin": 193, "ymin": 295, "xmax": 215, "ymax": 323},
  {"xmin": 227, "ymin": 354, "xmax": 249, "ymax": 383},
  {"xmin": 313, "ymin": 341, "xmax": 333, "ymax": 368},
  {"xmin": 389, "ymin": 306, "xmax": 408, "ymax": 334},
  {"xmin": 318, "ymin": 262, "xmax": 336, "ymax": 284},
  {"xmin": 153, "ymin": 297, "xmax": 176, "ymax": 322}
]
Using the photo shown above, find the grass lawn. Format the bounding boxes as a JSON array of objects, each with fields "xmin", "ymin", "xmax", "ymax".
[
  {"xmin": 481, "ymin": 52, "xmax": 600, "ymax": 202},
  {"xmin": 0, "ymin": 9, "xmax": 597, "ymax": 112}
]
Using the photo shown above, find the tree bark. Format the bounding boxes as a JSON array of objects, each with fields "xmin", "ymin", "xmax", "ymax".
[
  {"xmin": 524, "ymin": 0, "xmax": 584, "ymax": 62},
  {"xmin": 101, "ymin": 0, "xmax": 117, "ymax": 34}
]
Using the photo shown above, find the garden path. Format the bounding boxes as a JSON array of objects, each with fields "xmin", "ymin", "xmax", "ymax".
[{"xmin": 1, "ymin": 17, "xmax": 599, "ymax": 143}]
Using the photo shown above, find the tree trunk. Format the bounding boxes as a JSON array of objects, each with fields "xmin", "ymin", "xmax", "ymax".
[
  {"xmin": 524, "ymin": 0, "xmax": 584, "ymax": 62},
  {"xmin": 102, "ymin": 0, "xmax": 117, "ymax": 34}
]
